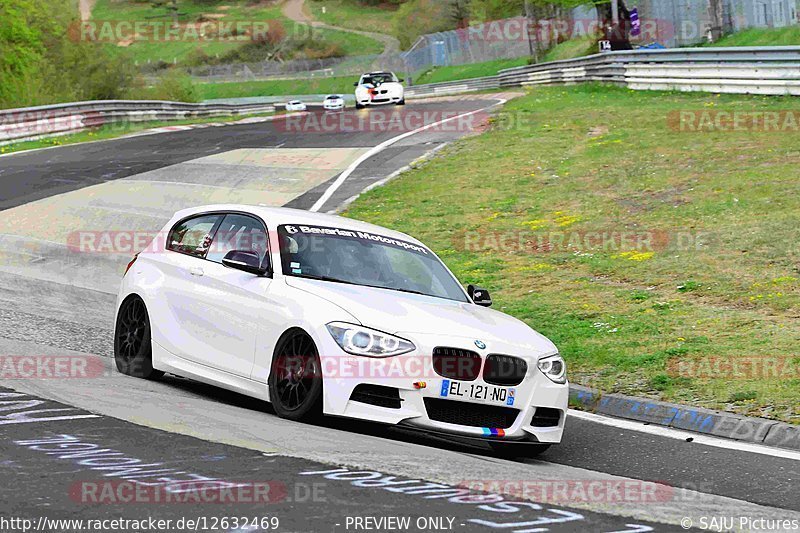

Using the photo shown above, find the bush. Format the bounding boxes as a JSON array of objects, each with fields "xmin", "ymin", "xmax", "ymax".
[
  {"xmin": 147, "ymin": 70, "xmax": 200, "ymax": 103},
  {"xmin": 0, "ymin": 0, "xmax": 138, "ymax": 108}
]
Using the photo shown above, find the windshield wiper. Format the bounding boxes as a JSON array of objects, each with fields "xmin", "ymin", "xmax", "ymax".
[
  {"xmin": 293, "ymin": 274, "xmax": 355, "ymax": 286},
  {"xmin": 294, "ymin": 274, "xmax": 428, "ymax": 296}
]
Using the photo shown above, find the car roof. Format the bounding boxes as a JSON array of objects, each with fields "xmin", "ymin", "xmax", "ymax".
[
  {"xmin": 326, "ymin": 94, "xmax": 342, "ymax": 98},
  {"xmin": 169, "ymin": 205, "xmax": 425, "ymax": 246}
]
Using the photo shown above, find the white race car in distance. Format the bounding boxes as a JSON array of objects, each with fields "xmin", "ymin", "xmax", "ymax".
[
  {"xmin": 114, "ymin": 205, "xmax": 568, "ymax": 455},
  {"xmin": 354, "ymin": 71, "xmax": 405, "ymax": 109},
  {"xmin": 323, "ymin": 94, "xmax": 345, "ymax": 111},
  {"xmin": 285, "ymin": 100, "xmax": 307, "ymax": 112}
]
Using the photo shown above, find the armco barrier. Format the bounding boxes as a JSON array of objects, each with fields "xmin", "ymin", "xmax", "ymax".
[
  {"xmin": 4, "ymin": 46, "xmax": 800, "ymax": 145},
  {"xmin": 0, "ymin": 100, "xmax": 275, "ymax": 145},
  {"xmin": 498, "ymin": 46, "xmax": 800, "ymax": 96}
]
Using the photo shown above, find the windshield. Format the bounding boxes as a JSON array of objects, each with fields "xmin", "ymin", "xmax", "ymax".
[
  {"xmin": 362, "ymin": 73, "xmax": 396, "ymax": 85},
  {"xmin": 278, "ymin": 224, "xmax": 468, "ymax": 302}
]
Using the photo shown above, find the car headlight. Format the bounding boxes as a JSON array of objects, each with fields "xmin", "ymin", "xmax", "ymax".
[
  {"xmin": 537, "ymin": 354, "xmax": 567, "ymax": 384},
  {"xmin": 326, "ymin": 322, "xmax": 415, "ymax": 358}
]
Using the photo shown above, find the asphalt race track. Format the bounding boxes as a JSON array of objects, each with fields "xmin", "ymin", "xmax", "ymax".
[{"xmin": 1, "ymin": 96, "xmax": 798, "ymax": 532}]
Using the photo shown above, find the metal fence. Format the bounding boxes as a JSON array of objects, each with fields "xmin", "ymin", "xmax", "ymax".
[{"xmin": 187, "ymin": 17, "xmax": 535, "ymax": 83}]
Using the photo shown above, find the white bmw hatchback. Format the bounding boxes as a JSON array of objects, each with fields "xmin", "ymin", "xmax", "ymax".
[{"xmin": 115, "ymin": 205, "xmax": 568, "ymax": 454}]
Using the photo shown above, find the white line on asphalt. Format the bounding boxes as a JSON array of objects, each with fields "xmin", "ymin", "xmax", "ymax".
[
  {"xmin": 309, "ymin": 98, "xmax": 507, "ymax": 212},
  {"xmin": 568, "ymin": 409, "xmax": 800, "ymax": 461}
]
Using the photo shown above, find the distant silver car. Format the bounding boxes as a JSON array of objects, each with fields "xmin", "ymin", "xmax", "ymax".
[
  {"xmin": 323, "ymin": 94, "xmax": 345, "ymax": 112},
  {"xmin": 285, "ymin": 100, "xmax": 307, "ymax": 112}
]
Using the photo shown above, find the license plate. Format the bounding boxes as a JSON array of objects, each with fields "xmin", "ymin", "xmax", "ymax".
[{"xmin": 439, "ymin": 379, "xmax": 515, "ymax": 406}]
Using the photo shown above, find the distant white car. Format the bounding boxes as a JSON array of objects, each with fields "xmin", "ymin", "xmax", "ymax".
[
  {"xmin": 285, "ymin": 100, "xmax": 307, "ymax": 112},
  {"xmin": 323, "ymin": 94, "xmax": 345, "ymax": 111},
  {"xmin": 114, "ymin": 205, "xmax": 568, "ymax": 455},
  {"xmin": 355, "ymin": 71, "xmax": 405, "ymax": 109}
]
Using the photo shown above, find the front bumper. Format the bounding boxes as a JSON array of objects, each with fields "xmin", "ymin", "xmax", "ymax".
[{"xmin": 317, "ymin": 331, "xmax": 568, "ymax": 444}]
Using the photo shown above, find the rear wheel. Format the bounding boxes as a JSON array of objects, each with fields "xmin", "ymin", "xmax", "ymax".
[
  {"xmin": 114, "ymin": 296, "xmax": 163, "ymax": 379},
  {"xmin": 268, "ymin": 330, "xmax": 323, "ymax": 421}
]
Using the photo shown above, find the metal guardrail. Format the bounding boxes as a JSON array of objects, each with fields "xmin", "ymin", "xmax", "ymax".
[
  {"xmin": 405, "ymin": 76, "xmax": 501, "ymax": 98},
  {"xmin": 497, "ymin": 46, "xmax": 800, "ymax": 96},
  {"xmin": 0, "ymin": 100, "xmax": 276, "ymax": 145},
  {"xmin": 3, "ymin": 46, "xmax": 800, "ymax": 145}
]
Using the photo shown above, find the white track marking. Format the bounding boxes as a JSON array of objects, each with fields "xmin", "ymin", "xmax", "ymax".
[
  {"xmin": 568, "ymin": 409, "xmax": 800, "ymax": 461},
  {"xmin": 309, "ymin": 98, "xmax": 507, "ymax": 212}
]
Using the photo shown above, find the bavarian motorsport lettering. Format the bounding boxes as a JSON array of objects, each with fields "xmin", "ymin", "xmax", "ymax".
[{"xmin": 284, "ymin": 225, "xmax": 429, "ymax": 255}]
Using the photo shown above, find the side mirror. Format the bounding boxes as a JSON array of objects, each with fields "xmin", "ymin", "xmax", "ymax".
[
  {"xmin": 222, "ymin": 250, "xmax": 267, "ymax": 276},
  {"xmin": 467, "ymin": 284, "xmax": 492, "ymax": 307},
  {"xmin": 399, "ymin": 78, "xmax": 405, "ymax": 83},
  {"xmin": 353, "ymin": 82, "xmax": 359, "ymax": 87}
]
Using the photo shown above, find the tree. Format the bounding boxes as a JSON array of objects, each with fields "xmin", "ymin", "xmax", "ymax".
[{"xmin": 451, "ymin": 0, "xmax": 472, "ymax": 29}]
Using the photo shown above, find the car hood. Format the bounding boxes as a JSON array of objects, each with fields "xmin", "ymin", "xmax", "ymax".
[{"xmin": 285, "ymin": 277, "xmax": 556, "ymax": 354}]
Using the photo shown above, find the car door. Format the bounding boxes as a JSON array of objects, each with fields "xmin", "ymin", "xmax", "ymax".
[
  {"xmin": 185, "ymin": 212, "xmax": 277, "ymax": 378},
  {"xmin": 152, "ymin": 212, "xmax": 226, "ymax": 365}
]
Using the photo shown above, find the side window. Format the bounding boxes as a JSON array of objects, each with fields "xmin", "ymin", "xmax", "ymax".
[
  {"xmin": 167, "ymin": 214, "xmax": 223, "ymax": 259},
  {"xmin": 206, "ymin": 214, "xmax": 269, "ymax": 267}
]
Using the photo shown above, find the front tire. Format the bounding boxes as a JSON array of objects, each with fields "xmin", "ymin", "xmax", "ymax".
[
  {"xmin": 356, "ymin": 102, "xmax": 365, "ymax": 109},
  {"xmin": 396, "ymin": 99, "xmax": 406, "ymax": 106},
  {"xmin": 114, "ymin": 296, "xmax": 163, "ymax": 379},
  {"xmin": 268, "ymin": 330, "xmax": 323, "ymax": 421}
]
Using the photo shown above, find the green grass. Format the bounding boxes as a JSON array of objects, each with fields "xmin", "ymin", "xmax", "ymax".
[
  {"xmin": 344, "ymin": 84, "xmax": 800, "ymax": 423},
  {"xmin": 197, "ymin": 76, "xmax": 357, "ymax": 99},
  {"xmin": 91, "ymin": 0, "xmax": 382, "ymax": 66},
  {"xmin": 413, "ymin": 57, "xmax": 530, "ymax": 85},
  {"xmin": 710, "ymin": 26, "xmax": 800, "ymax": 47},
  {"xmin": 0, "ymin": 111, "xmax": 275, "ymax": 155},
  {"xmin": 308, "ymin": 0, "xmax": 398, "ymax": 35},
  {"xmin": 540, "ymin": 36, "xmax": 597, "ymax": 63}
]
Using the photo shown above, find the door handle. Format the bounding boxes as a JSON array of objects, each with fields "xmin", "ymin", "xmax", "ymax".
[{"xmin": 189, "ymin": 267, "xmax": 204, "ymax": 277}]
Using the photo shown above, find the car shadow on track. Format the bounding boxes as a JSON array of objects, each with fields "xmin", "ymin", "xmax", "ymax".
[{"xmin": 157, "ymin": 373, "xmax": 549, "ymax": 463}]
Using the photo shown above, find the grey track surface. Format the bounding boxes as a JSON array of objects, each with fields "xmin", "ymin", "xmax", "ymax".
[
  {"xmin": 0, "ymin": 385, "xmax": 675, "ymax": 532},
  {"xmin": 1, "ymin": 95, "xmax": 798, "ymax": 531},
  {"xmin": 0, "ymin": 100, "xmax": 487, "ymax": 212}
]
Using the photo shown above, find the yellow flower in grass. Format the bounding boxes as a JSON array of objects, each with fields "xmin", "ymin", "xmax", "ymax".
[
  {"xmin": 614, "ymin": 251, "xmax": 655, "ymax": 262},
  {"xmin": 554, "ymin": 213, "xmax": 580, "ymax": 227},
  {"xmin": 522, "ymin": 219, "xmax": 547, "ymax": 230}
]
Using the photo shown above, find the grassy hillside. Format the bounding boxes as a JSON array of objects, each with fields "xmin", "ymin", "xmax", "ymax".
[
  {"xmin": 345, "ymin": 84, "xmax": 800, "ymax": 423},
  {"xmin": 91, "ymin": 0, "xmax": 383, "ymax": 67},
  {"xmin": 197, "ymin": 76, "xmax": 356, "ymax": 99},
  {"xmin": 413, "ymin": 57, "xmax": 529, "ymax": 85},
  {"xmin": 710, "ymin": 26, "xmax": 800, "ymax": 47},
  {"xmin": 308, "ymin": 0, "xmax": 398, "ymax": 35}
]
